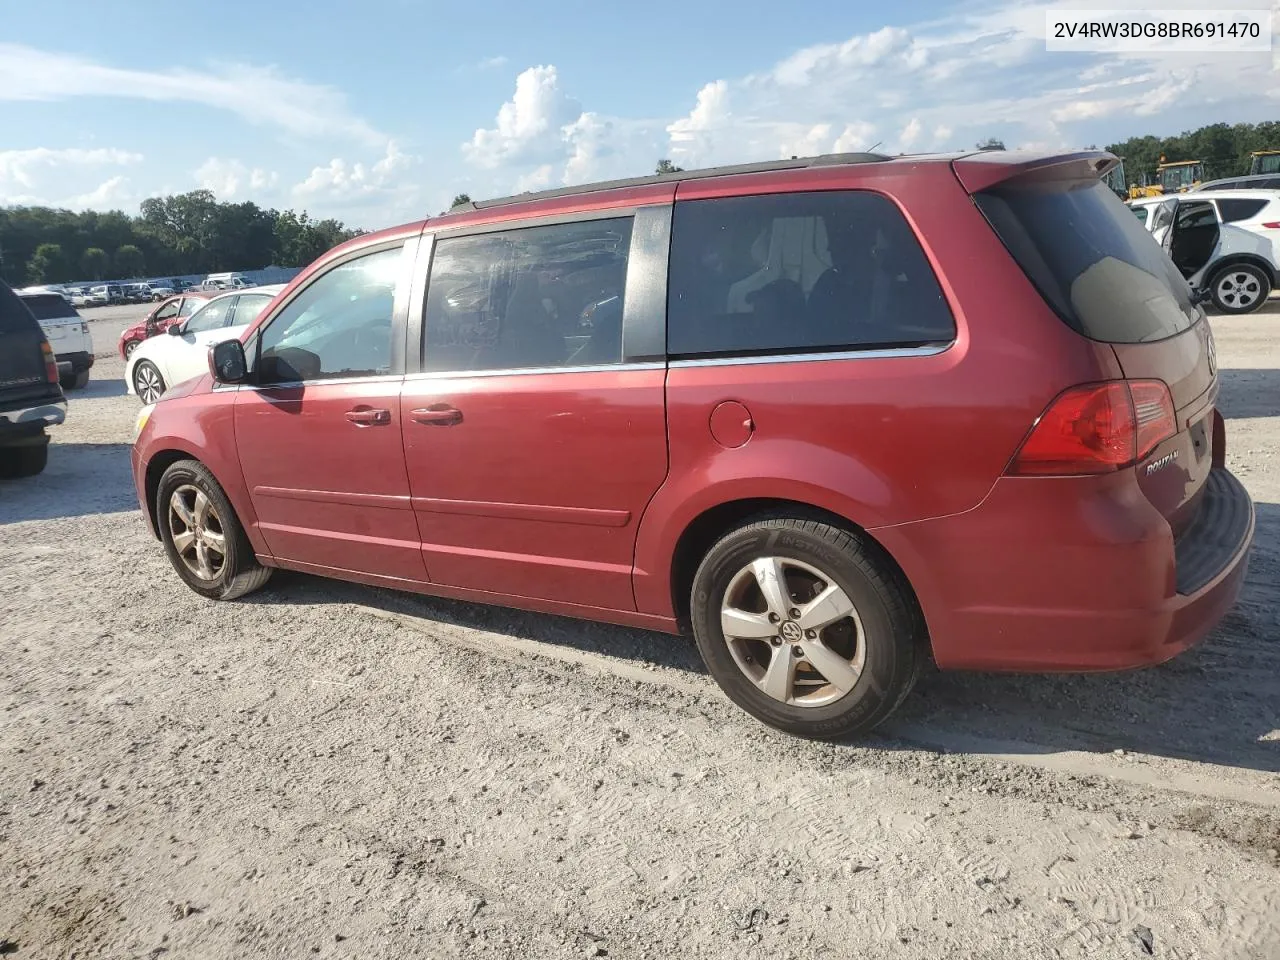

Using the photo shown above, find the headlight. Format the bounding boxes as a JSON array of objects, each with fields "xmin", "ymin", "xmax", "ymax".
[{"xmin": 133, "ymin": 404, "xmax": 155, "ymax": 443}]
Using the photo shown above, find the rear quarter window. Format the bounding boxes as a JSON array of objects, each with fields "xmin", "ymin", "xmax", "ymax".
[
  {"xmin": 0, "ymin": 283, "xmax": 39, "ymax": 334},
  {"xmin": 975, "ymin": 178, "xmax": 1197, "ymax": 344},
  {"xmin": 667, "ymin": 190, "xmax": 954, "ymax": 359},
  {"xmin": 1216, "ymin": 198, "xmax": 1269, "ymax": 223}
]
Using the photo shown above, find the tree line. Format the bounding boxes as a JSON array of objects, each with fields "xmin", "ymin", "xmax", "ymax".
[
  {"xmin": 1105, "ymin": 120, "xmax": 1280, "ymax": 185},
  {"xmin": 0, "ymin": 190, "xmax": 363, "ymax": 286}
]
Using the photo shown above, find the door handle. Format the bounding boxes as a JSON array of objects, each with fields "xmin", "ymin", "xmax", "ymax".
[
  {"xmin": 410, "ymin": 405, "xmax": 463, "ymax": 426},
  {"xmin": 345, "ymin": 407, "xmax": 392, "ymax": 426}
]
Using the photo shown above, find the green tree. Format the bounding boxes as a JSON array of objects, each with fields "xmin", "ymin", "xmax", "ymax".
[
  {"xmin": 81, "ymin": 247, "xmax": 109, "ymax": 280},
  {"xmin": 451, "ymin": 193, "xmax": 472, "ymax": 208},
  {"xmin": 655, "ymin": 159, "xmax": 684, "ymax": 174},
  {"xmin": 975, "ymin": 138, "xmax": 1006, "ymax": 151},
  {"xmin": 114, "ymin": 244, "xmax": 145, "ymax": 277},
  {"xmin": 27, "ymin": 243, "xmax": 66, "ymax": 284}
]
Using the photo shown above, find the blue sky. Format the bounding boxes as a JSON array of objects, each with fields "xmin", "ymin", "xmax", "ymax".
[{"xmin": 0, "ymin": 0, "xmax": 1276, "ymax": 228}]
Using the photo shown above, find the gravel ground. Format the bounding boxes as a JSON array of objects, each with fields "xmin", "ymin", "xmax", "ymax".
[{"xmin": 2, "ymin": 303, "xmax": 1278, "ymax": 959}]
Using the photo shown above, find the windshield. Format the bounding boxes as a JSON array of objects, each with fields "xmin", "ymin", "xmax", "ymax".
[
  {"xmin": 975, "ymin": 177, "xmax": 1197, "ymax": 344},
  {"xmin": 21, "ymin": 294, "xmax": 80, "ymax": 321},
  {"xmin": 1159, "ymin": 164, "xmax": 1200, "ymax": 191},
  {"xmin": 1255, "ymin": 153, "xmax": 1280, "ymax": 175}
]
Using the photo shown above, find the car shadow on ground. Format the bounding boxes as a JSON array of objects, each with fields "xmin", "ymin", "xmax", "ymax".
[
  {"xmin": 1217, "ymin": 368, "xmax": 1280, "ymax": 420},
  {"xmin": 70, "ymin": 377, "xmax": 128, "ymax": 399},
  {"xmin": 248, "ymin": 502, "xmax": 1278, "ymax": 775},
  {"xmin": 0, "ymin": 443, "xmax": 137, "ymax": 524}
]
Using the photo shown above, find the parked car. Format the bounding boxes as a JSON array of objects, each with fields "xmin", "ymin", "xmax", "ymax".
[
  {"xmin": 126, "ymin": 286, "xmax": 282, "ymax": 403},
  {"xmin": 132, "ymin": 150, "xmax": 1252, "ymax": 738},
  {"xmin": 148, "ymin": 283, "xmax": 175, "ymax": 301},
  {"xmin": 17, "ymin": 291, "xmax": 94, "ymax": 389},
  {"xmin": 1193, "ymin": 174, "xmax": 1280, "ymax": 192},
  {"xmin": 1, "ymin": 280, "xmax": 66, "ymax": 478},
  {"xmin": 201, "ymin": 272, "xmax": 254, "ymax": 291},
  {"xmin": 89, "ymin": 283, "xmax": 124, "ymax": 305},
  {"xmin": 118, "ymin": 292, "xmax": 215, "ymax": 359},
  {"xmin": 1129, "ymin": 190, "xmax": 1279, "ymax": 313}
]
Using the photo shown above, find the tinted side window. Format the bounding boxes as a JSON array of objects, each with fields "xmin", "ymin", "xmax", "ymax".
[
  {"xmin": 667, "ymin": 191, "xmax": 954, "ymax": 358},
  {"xmin": 258, "ymin": 245, "xmax": 403, "ymax": 383},
  {"xmin": 0, "ymin": 282, "xmax": 39, "ymax": 334},
  {"xmin": 1216, "ymin": 198, "xmax": 1268, "ymax": 223},
  {"xmin": 178, "ymin": 297, "xmax": 202, "ymax": 317},
  {"xmin": 423, "ymin": 217, "xmax": 632, "ymax": 373},
  {"xmin": 154, "ymin": 301, "xmax": 180, "ymax": 321}
]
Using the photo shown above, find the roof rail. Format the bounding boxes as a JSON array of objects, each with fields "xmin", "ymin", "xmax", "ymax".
[{"xmin": 446, "ymin": 151, "xmax": 894, "ymax": 213}]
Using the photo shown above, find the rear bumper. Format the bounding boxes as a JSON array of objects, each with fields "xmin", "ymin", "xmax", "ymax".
[
  {"xmin": 875, "ymin": 467, "xmax": 1254, "ymax": 672},
  {"xmin": 54, "ymin": 351, "xmax": 94, "ymax": 375},
  {"xmin": 0, "ymin": 398, "xmax": 66, "ymax": 441}
]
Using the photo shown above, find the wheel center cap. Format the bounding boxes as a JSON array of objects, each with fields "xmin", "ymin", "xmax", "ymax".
[{"xmin": 780, "ymin": 620, "xmax": 803, "ymax": 642}]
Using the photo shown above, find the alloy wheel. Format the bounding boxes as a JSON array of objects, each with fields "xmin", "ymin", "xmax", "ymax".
[
  {"xmin": 134, "ymin": 363, "xmax": 163, "ymax": 404},
  {"xmin": 720, "ymin": 556, "xmax": 866, "ymax": 707},
  {"xmin": 124, "ymin": 341, "xmax": 138, "ymax": 359},
  {"xmin": 1216, "ymin": 271, "xmax": 1262, "ymax": 311},
  {"xmin": 167, "ymin": 484, "xmax": 227, "ymax": 581}
]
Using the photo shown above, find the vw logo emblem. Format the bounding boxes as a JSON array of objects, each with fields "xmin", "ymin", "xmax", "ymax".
[{"xmin": 780, "ymin": 620, "xmax": 803, "ymax": 642}]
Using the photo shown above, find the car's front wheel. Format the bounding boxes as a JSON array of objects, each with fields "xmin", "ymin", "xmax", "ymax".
[
  {"xmin": 1209, "ymin": 263, "xmax": 1271, "ymax": 315},
  {"xmin": 123, "ymin": 340, "xmax": 140, "ymax": 360},
  {"xmin": 156, "ymin": 460, "xmax": 273, "ymax": 600},
  {"xmin": 690, "ymin": 516, "xmax": 925, "ymax": 739},
  {"xmin": 133, "ymin": 360, "xmax": 165, "ymax": 404}
]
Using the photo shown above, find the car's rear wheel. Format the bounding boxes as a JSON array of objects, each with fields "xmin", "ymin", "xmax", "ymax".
[
  {"xmin": 61, "ymin": 369, "xmax": 90, "ymax": 390},
  {"xmin": 690, "ymin": 516, "xmax": 925, "ymax": 738},
  {"xmin": 1209, "ymin": 263, "xmax": 1271, "ymax": 315},
  {"xmin": 156, "ymin": 460, "xmax": 272, "ymax": 600},
  {"xmin": 133, "ymin": 360, "xmax": 165, "ymax": 404},
  {"xmin": 0, "ymin": 441, "xmax": 49, "ymax": 479}
]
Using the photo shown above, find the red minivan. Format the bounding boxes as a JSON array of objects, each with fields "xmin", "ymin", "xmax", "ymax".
[{"xmin": 131, "ymin": 150, "xmax": 1253, "ymax": 738}]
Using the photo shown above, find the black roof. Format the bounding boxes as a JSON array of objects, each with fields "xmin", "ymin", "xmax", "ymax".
[{"xmin": 450, "ymin": 152, "xmax": 894, "ymax": 212}]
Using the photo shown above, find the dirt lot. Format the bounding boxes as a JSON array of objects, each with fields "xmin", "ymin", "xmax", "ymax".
[{"xmin": 2, "ymin": 302, "xmax": 1279, "ymax": 959}]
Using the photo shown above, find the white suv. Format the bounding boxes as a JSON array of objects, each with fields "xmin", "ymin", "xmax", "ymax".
[
  {"xmin": 1129, "ymin": 190, "xmax": 1279, "ymax": 314},
  {"xmin": 16, "ymin": 290, "xmax": 95, "ymax": 389}
]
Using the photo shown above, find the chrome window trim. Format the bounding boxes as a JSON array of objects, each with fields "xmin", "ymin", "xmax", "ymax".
[
  {"xmin": 667, "ymin": 342, "xmax": 952, "ymax": 368},
  {"xmin": 403, "ymin": 361, "xmax": 666, "ymax": 383},
  {"xmin": 231, "ymin": 373, "xmax": 406, "ymax": 392},
  {"xmin": 430, "ymin": 204, "xmax": 643, "ymax": 240}
]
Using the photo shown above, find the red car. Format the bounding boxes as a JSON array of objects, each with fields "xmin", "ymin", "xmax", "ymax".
[
  {"xmin": 131, "ymin": 150, "xmax": 1253, "ymax": 738},
  {"xmin": 117, "ymin": 292, "xmax": 214, "ymax": 359}
]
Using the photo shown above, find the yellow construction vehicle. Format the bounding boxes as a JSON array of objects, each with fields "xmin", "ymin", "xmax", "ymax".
[
  {"xmin": 1127, "ymin": 156, "xmax": 1205, "ymax": 198},
  {"xmin": 1249, "ymin": 150, "xmax": 1280, "ymax": 175}
]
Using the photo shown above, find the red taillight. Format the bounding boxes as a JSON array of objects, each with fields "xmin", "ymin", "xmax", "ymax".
[
  {"xmin": 41, "ymin": 341, "xmax": 58, "ymax": 384},
  {"xmin": 1008, "ymin": 380, "xmax": 1176, "ymax": 476},
  {"xmin": 1260, "ymin": 221, "xmax": 1280, "ymax": 229}
]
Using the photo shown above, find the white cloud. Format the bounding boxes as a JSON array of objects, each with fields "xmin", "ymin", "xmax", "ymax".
[
  {"xmin": 292, "ymin": 141, "xmax": 420, "ymax": 225},
  {"xmin": 477, "ymin": 55, "xmax": 509, "ymax": 70},
  {"xmin": 897, "ymin": 117, "xmax": 923, "ymax": 151},
  {"xmin": 195, "ymin": 158, "xmax": 279, "ymax": 200},
  {"xmin": 463, "ymin": 65, "xmax": 584, "ymax": 169},
  {"xmin": 0, "ymin": 43, "xmax": 382, "ymax": 144},
  {"xmin": 0, "ymin": 147, "xmax": 144, "ymax": 210}
]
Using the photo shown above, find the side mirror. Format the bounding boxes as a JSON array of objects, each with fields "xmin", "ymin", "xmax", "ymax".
[
  {"xmin": 210, "ymin": 339, "xmax": 248, "ymax": 384},
  {"xmin": 167, "ymin": 323, "xmax": 185, "ymax": 336}
]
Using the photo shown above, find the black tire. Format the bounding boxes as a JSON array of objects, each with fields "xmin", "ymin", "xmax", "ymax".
[
  {"xmin": 133, "ymin": 360, "xmax": 165, "ymax": 404},
  {"xmin": 156, "ymin": 459, "xmax": 272, "ymax": 601},
  {"xmin": 124, "ymin": 340, "xmax": 140, "ymax": 359},
  {"xmin": 690, "ymin": 516, "xmax": 925, "ymax": 739},
  {"xmin": 61, "ymin": 368, "xmax": 90, "ymax": 390},
  {"xmin": 1208, "ymin": 263, "xmax": 1271, "ymax": 315},
  {"xmin": 0, "ymin": 442, "xmax": 49, "ymax": 479}
]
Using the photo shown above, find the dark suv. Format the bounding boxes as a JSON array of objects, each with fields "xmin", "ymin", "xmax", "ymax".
[
  {"xmin": 1, "ymin": 281, "xmax": 66, "ymax": 478},
  {"xmin": 132, "ymin": 150, "xmax": 1253, "ymax": 738}
]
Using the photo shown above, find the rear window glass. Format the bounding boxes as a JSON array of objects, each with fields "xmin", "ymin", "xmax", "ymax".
[
  {"xmin": 975, "ymin": 178, "xmax": 1197, "ymax": 344},
  {"xmin": 667, "ymin": 191, "xmax": 954, "ymax": 359},
  {"xmin": 20, "ymin": 294, "xmax": 79, "ymax": 321},
  {"xmin": 1216, "ymin": 198, "xmax": 1269, "ymax": 223},
  {"xmin": 0, "ymin": 283, "xmax": 39, "ymax": 334}
]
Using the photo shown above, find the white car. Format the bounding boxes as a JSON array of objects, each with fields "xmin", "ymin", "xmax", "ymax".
[
  {"xmin": 1129, "ymin": 190, "xmax": 1279, "ymax": 314},
  {"xmin": 17, "ymin": 290, "xmax": 95, "ymax": 389},
  {"xmin": 126, "ymin": 285, "xmax": 282, "ymax": 403}
]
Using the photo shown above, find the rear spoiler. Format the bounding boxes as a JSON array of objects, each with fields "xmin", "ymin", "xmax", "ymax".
[{"xmin": 952, "ymin": 151, "xmax": 1120, "ymax": 194}]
